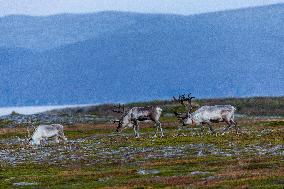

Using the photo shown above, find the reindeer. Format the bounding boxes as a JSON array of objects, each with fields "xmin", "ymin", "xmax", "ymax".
[
  {"xmin": 173, "ymin": 94, "xmax": 239, "ymax": 134},
  {"xmin": 111, "ymin": 104, "xmax": 163, "ymax": 138},
  {"xmin": 28, "ymin": 124, "xmax": 67, "ymax": 145}
]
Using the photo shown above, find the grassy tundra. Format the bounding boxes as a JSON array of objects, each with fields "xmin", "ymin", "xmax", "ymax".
[{"xmin": 0, "ymin": 97, "xmax": 283, "ymax": 188}]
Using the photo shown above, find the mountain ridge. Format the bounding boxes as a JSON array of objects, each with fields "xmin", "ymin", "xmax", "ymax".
[
  {"xmin": 0, "ymin": 3, "xmax": 283, "ymax": 50},
  {"xmin": 0, "ymin": 4, "xmax": 283, "ymax": 106}
]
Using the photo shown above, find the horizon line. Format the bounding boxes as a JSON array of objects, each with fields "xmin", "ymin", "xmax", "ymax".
[{"xmin": 1, "ymin": 3, "xmax": 283, "ymax": 18}]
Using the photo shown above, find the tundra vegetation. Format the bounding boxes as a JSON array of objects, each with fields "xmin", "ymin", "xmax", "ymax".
[{"xmin": 0, "ymin": 97, "xmax": 283, "ymax": 188}]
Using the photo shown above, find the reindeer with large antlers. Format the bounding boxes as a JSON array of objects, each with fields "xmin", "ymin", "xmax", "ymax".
[
  {"xmin": 173, "ymin": 93, "xmax": 239, "ymax": 134},
  {"xmin": 111, "ymin": 104, "xmax": 163, "ymax": 138}
]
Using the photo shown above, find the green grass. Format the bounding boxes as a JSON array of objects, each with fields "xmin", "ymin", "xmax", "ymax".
[
  {"xmin": 259, "ymin": 121, "xmax": 284, "ymax": 127},
  {"xmin": 0, "ymin": 119, "xmax": 12, "ymax": 127}
]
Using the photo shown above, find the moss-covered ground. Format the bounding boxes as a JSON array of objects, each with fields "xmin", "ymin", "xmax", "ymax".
[{"xmin": 0, "ymin": 118, "xmax": 283, "ymax": 188}]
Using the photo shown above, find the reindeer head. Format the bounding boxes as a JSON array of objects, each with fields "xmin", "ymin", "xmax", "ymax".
[
  {"xmin": 111, "ymin": 104, "xmax": 131, "ymax": 132},
  {"xmin": 26, "ymin": 117, "xmax": 37, "ymax": 145},
  {"xmin": 173, "ymin": 93, "xmax": 195, "ymax": 125}
]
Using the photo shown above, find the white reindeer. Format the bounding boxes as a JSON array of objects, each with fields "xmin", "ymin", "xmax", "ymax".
[
  {"xmin": 29, "ymin": 124, "xmax": 67, "ymax": 145},
  {"xmin": 173, "ymin": 94, "xmax": 239, "ymax": 134},
  {"xmin": 112, "ymin": 104, "xmax": 163, "ymax": 138}
]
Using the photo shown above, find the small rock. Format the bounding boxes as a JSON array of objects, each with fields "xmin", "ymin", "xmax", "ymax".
[
  {"xmin": 205, "ymin": 176, "xmax": 217, "ymax": 181},
  {"xmin": 191, "ymin": 171, "xmax": 210, "ymax": 175},
  {"xmin": 137, "ymin": 169, "xmax": 160, "ymax": 175},
  {"xmin": 13, "ymin": 182, "xmax": 38, "ymax": 186}
]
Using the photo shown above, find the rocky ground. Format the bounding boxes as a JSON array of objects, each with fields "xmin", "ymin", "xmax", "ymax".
[{"xmin": 0, "ymin": 118, "xmax": 283, "ymax": 188}]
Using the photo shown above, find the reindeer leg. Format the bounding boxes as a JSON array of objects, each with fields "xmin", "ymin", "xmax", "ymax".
[
  {"xmin": 200, "ymin": 123, "xmax": 205, "ymax": 134},
  {"xmin": 206, "ymin": 122, "xmax": 216, "ymax": 134},
  {"xmin": 157, "ymin": 121, "xmax": 164, "ymax": 137},
  {"xmin": 230, "ymin": 120, "xmax": 240, "ymax": 134},
  {"xmin": 152, "ymin": 122, "xmax": 159, "ymax": 138},
  {"xmin": 133, "ymin": 120, "xmax": 140, "ymax": 138},
  {"xmin": 177, "ymin": 121, "xmax": 185, "ymax": 131},
  {"xmin": 59, "ymin": 132, "xmax": 67, "ymax": 142},
  {"xmin": 133, "ymin": 125, "xmax": 138, "ymax": 138},
  {"xmin": 56, "ymin": 137, "xmax": 60, "ymax": 143},
  {"xmin": 136, "ymin": 122, "xmax": 140, "ymax": 138},
  {"xmin": 222, "ymin": 119, "xmax": 232, "ymax": 135}
]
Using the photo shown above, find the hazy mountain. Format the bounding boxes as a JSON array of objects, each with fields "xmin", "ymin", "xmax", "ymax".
[
  {"xmin": 0, "ymin": 12, "xmax": 138, "ymax": 50},
  {"xmin": 0, "ymin": 4, "xmax": 283, "ymax": 106}
]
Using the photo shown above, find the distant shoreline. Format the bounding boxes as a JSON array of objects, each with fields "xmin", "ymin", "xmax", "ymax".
[{"xmin": 0, "ymin": 104, "xmax": 97, "ymax": 116}]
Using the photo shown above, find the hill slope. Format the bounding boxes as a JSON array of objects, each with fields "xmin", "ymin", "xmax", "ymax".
[{"xmin": 0, "ymin": 4, "xmax": 283, "ymax": 106}]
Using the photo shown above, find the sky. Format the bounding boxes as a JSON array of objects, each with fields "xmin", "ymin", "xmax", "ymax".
[{"xmin": 0, "ymin": 0, "xmax": 284, "ymax": 17}]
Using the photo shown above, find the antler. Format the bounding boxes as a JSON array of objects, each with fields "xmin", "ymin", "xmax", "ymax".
[
  {"xmin": 173, "ymin": 94, "xmax": 186, "ymax": 106},
  {"xmin": 173, "ymin": 93, "xmax": 195, "ymax": 113},
  {"xmin": 186, "ymin": 93, "xmax": 195, "ymax": 113}
]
